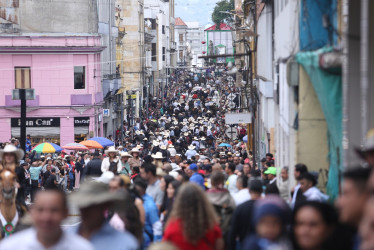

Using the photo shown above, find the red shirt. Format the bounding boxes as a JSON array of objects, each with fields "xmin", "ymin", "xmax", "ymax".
[{"xmin": 163, "ymin": 219, "xmax": 222, "ymax": 250}]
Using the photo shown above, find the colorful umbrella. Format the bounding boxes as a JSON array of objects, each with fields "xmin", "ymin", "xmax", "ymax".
[
  {"xmin": 88, "ymin": 137, "xmax": 114, "ymax": 147},
  {"xmin": 219, "ymin": 143, "xmax": 232, "ymax": 148},
  {"xmin": 62, "ymin": 143, "xmax": 89, "ymax": 151},
  {"xmin": 80, "ymin": 140, "xmax": 104, "ymax": 149},
  {"xmin": 32, "ymin": 142, "xmax": 62, "ymax": 153}
]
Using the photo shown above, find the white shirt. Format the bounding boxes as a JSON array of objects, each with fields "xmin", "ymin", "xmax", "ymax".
[
  {"xmin": 0, "ymin": 227, "xmax": 93, "ymax": 250},
  {"xmin": 233, "ymin": 189, "xmax": 251, "ymax": 206},
  {"xmin": 101, "ymin": 157, "xmax": 121, "ymax": 173},
  {"xmin": 226, "ymin": 174, "xmax": 238, "ymax": 195},
  {"xmin": 304, "ymin": 186, "xmax": 329, "ymax": 202}
]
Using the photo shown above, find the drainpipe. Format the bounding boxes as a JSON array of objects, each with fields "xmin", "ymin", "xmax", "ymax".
[{"xmin": 360, "ymin": 0, "xmax": 369, "ymax": 144}]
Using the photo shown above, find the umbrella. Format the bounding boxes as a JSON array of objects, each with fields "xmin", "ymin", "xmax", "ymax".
[
  {"xmin": 88, "ymin": 137, "xmax": 114, "ymax": 147},
  {"xmin": 32, "ymin": 142, "xmax": 62, "ymax": 153},
  {"xmin": 243, "ymin": 135, "xmax": 248, "ymax": 143},
  {"xmin": 62, "ymin": 143, "xmax": 89, "ymax": 151},
  {"xmin": 219, "ymin": 143, "xmax": 232, "ymax": 148},
  {"xmin": 80, "ymin": 140, "xmax": 104, "ymax": 149}
]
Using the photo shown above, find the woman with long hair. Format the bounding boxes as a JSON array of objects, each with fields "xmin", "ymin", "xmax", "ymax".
[
  {"xmin": 128, "ymin": 148, "xmax": 142, "ymax": 169},
  {"xmin": 162, "ymin": 180, "xmax": 181, "ymax": 228},
  {"xmin": 160, "ymin": 175, "xmax": 175, "ymax": 214},
  {"xmin": 74, "ymin": 154, "xmax": 83, "ymax": 189},
  {"xmin": 163, "ymin": 183, "xmax": 224, "ymax": 250},
  {"xmin": 0, "ymin": 144, "xmax": 24, "ymax": 172},
  {"xmin": 101, "ymin": 146, "xmax": 121, "ymax": 174}
]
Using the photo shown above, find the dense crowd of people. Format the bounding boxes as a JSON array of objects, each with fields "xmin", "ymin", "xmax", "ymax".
[{"xmin": 0, "ymin": 69, "xmax": 373, "ymax": 250}]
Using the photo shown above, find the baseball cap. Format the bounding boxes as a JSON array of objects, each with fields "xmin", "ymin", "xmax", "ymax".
[
  {"xmin": 189, "ymin": 163, "xmax": 198, "ymax": 171},
  {"xmin": 264, "ymin": 167, "xmax": 277, "ymax": 176}
]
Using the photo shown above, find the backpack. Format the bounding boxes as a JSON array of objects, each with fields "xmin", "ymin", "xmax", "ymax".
[
  {"xmin": 213, "ymin": 204, "xmax": 234, "ymax": 244},
  {"xmin": 109, "ymin": 160, "xmax": 118, "ymax": 175}
]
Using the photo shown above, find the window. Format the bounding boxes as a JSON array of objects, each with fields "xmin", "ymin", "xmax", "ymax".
[
  {"xmin": 179, "ymin": 34, "xmax": 183, "ymax": 42},
  {"xmin": 74, "ymin": 66, "xmax": 85, "ymax": 89},
  {"xmin": 162, "ymin": 25, "xmax": 165, "ymax": 34},
  {"xmin": 162, "ymin": 47, "xmax": 165, "ymax": 61},
  {"xmin": 152, "ymin": 43, "xmax": 157, "ymax": 62},
  {"xmin": 179, "ymin": 50, "xmax": 183, "ymax": 59},
  {"xmin": 15, "ymin": 67, "xmax": 31, "ymax": 89}
]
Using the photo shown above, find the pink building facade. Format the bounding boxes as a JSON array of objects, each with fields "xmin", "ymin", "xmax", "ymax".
[{"xmin": 0, "ymin": 35, "xmax": 105, "ymax": 147}]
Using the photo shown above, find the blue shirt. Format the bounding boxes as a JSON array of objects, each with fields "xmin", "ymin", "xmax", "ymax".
[
  {"xmin": 73, "ymin": 222, "xmax": 138, "ymax": 250},
  {"xmin": 142, "ymin": 194, "xmax": 160, "ymax": 247},
  {"xmin": 29, "ymin": 166, "xmax": 42, "ymax": 180},
  {"xmin": 190, "ymin": 172, "xmax": 205, "ymax": 189}
]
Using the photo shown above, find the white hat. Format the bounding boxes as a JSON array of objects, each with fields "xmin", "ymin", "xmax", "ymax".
[
  {"xmin": 168, "ymin": 144, "xmax": 174, "ymax": 148},
  {"xmin": 120, "ymin": 152, "xmax": 133, "ymax": 158},
  {"xmin": 151, "ymin": 152, "xmax": 164, "ymax": 159},
  {"xmin": 188, "ymin": 145, "xmax": 196, "ymax": 150},
  {"xmin": 0, "ymin": 144, "xmax": 24, "ymax": 161},
  {"xmin": 152, "ymin": 140, "xmax": 160, "ymax": 147},
  {"xmin": 105, "ymin": 146, "xmax": 118, "ymax": 155},
  {"xmin": 130, "ymin": 148, "xmax": 141, "ymax": 153},
  {"xmin": 160, "ymin": 144, "xmax": 167, "ymax": 150}
]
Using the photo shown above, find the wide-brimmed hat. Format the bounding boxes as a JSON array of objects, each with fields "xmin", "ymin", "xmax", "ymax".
[
  {"xmin": 355, "ymin": 129, "xmax": 374, "ymax": 158},
  {"xmin": 130, "ymin": 148, "xmax": 140, "ymax": 154},
  {"xmin": 0, "ymin": 144, "xmax": 24, "ymax": 161},
  {"xmin": 152, "ymin": 140, "xmax": 160, "ymax": 147},
  {"xmin": 120, "ymin": 152, "xmax": 133, "ymax": 158},
  {"xmin": 69, "ymin": 180, "xmax": 130, "ymax": 209},
  {"xmin": 151, "ymin": 152, "xmax": 164, "ymax": 159},
  {"xmin": 156, "ymin": 168, "xmax": 166, "ymax": 177},
  {"xmin": 188, "ymin": 145, "xmax": 196, "ymax": 150},
  {"xmin": 160, "ymin": 144, "xmax": 167, "ymax": 150},
  {"xmin": 105, "ymin": 146, "xmax": 118, "ymax": 155}
]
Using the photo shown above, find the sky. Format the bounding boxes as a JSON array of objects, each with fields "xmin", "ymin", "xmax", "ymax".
[{"xmin": 175, "ymin": 0, "xmax": 218, "ymax": 28}]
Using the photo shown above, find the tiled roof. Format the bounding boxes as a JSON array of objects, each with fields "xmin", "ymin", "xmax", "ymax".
[{"xmin": 175, "ymin": 17, "xmax": 187, "ymax": 26}]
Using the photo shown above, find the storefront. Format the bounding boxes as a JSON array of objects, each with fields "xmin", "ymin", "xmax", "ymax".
[
  {"xmin": 11, "ymin": 117, "xmax": 60, "ymax": 144},
  {"xmin": 74, "ymin": 117, "xmax": 90, "ymax": 142}
]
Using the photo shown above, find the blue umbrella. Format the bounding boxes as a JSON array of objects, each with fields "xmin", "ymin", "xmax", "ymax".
[
  {"xmin": 89, "ymin": 137, "xmax": 114, "ymax": 147},
  {"xmin": 219, "ymin": 143, "xmax": 232, "ymax": 148},
  {"xmin": 243, "ymin": 135, "xmax": 248, "ymax": 143}
]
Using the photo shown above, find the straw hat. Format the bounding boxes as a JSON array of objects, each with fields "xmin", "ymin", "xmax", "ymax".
[
  {"xmin": 160, "ymin": 144, "xmax": 167, "ymax": 150},
  {"xmin": 105, "ymin": 146, "xmax": 118, "ymax": 155},
  {"xmin": 188, "ymin": 145, "xmax": 196, "ymax": 150},
  {"xmin": 151, "ymin": 152, "xmax": 164, "ymax": 159},
  {"xmin": 130, "ymin": 148, "xmax": 140, "ymax": 154},
  {"xmin": 152, "ymin": 140, "xmax": 160, "ymax": 147},
  {"xmin": 120, "ymin": 152, "xmax": 133, "ymax": 158},
  {"xmin": 156, "ymin": 168, "xmax": 166, "ymax": 177},
  {"xmin": 68, "ymin": 180, "xmax": 130, "ymax": 209},
  {"xmin": 0, "ymin": 144, "xmax": 24, "ymax": 162}
]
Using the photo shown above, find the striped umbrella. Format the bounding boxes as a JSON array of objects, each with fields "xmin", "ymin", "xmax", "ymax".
[
  {"xmin": 80, "ymin": 140, "xmax": 104, "ymax": 149},
  {"xmin": 62, "ymin": 143, "xmax": 89, "ymax": 151},
  {"xmin": 32, "ymin": 142, "xmax": 62, "ymax": 153}
]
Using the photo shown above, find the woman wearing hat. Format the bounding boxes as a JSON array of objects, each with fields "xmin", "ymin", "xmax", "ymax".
[
  {"xmin": 128, "ymin": 148, "xmax": 142, "ymax": 169},
  {"xmin": 119, "ymin": 152, "xmax": 133, "ymax": 176},
  {"xmin": 0, "ymin": 144, "xmax": 24, "ymax": 172},
  {"xmin": 101, "ymin": 146, "xmax": 121, "ymax": 174}
]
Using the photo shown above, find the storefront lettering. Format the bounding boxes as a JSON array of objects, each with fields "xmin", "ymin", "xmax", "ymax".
[{"xmin": 11, "ymin": 118, "xmax": 60, "ymax": 127}]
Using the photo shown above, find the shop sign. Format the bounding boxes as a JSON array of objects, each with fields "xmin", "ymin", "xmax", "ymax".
[
  {"xmin": 11, "ymin": 118, "xmax": 60, "ymax": 127},
  {"xmin": 74, "ymin": 117, "xmax": 90, "ymax": 127}
]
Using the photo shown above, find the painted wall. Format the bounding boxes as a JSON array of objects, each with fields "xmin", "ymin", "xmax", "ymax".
[
  {"xmin": 0, "ymin": 36, "xmax": 103, "ymax": 144},
  {"xmin": 0, "ymin": 0, "xmax": 98, "ymax": 33},
  {"xmin": 297, "ymin": 67, "xmax": 329, "ymax": 190}
]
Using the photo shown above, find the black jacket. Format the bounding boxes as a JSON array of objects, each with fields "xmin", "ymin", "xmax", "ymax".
[{"xmin": 84, "ymin": 158, "xmax": 102, "ymax": 177}]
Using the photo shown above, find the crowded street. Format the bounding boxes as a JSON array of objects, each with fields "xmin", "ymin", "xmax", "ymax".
[{"xmin": 0, "ymin": 0, "xmax": 373, "ymax": 250}]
